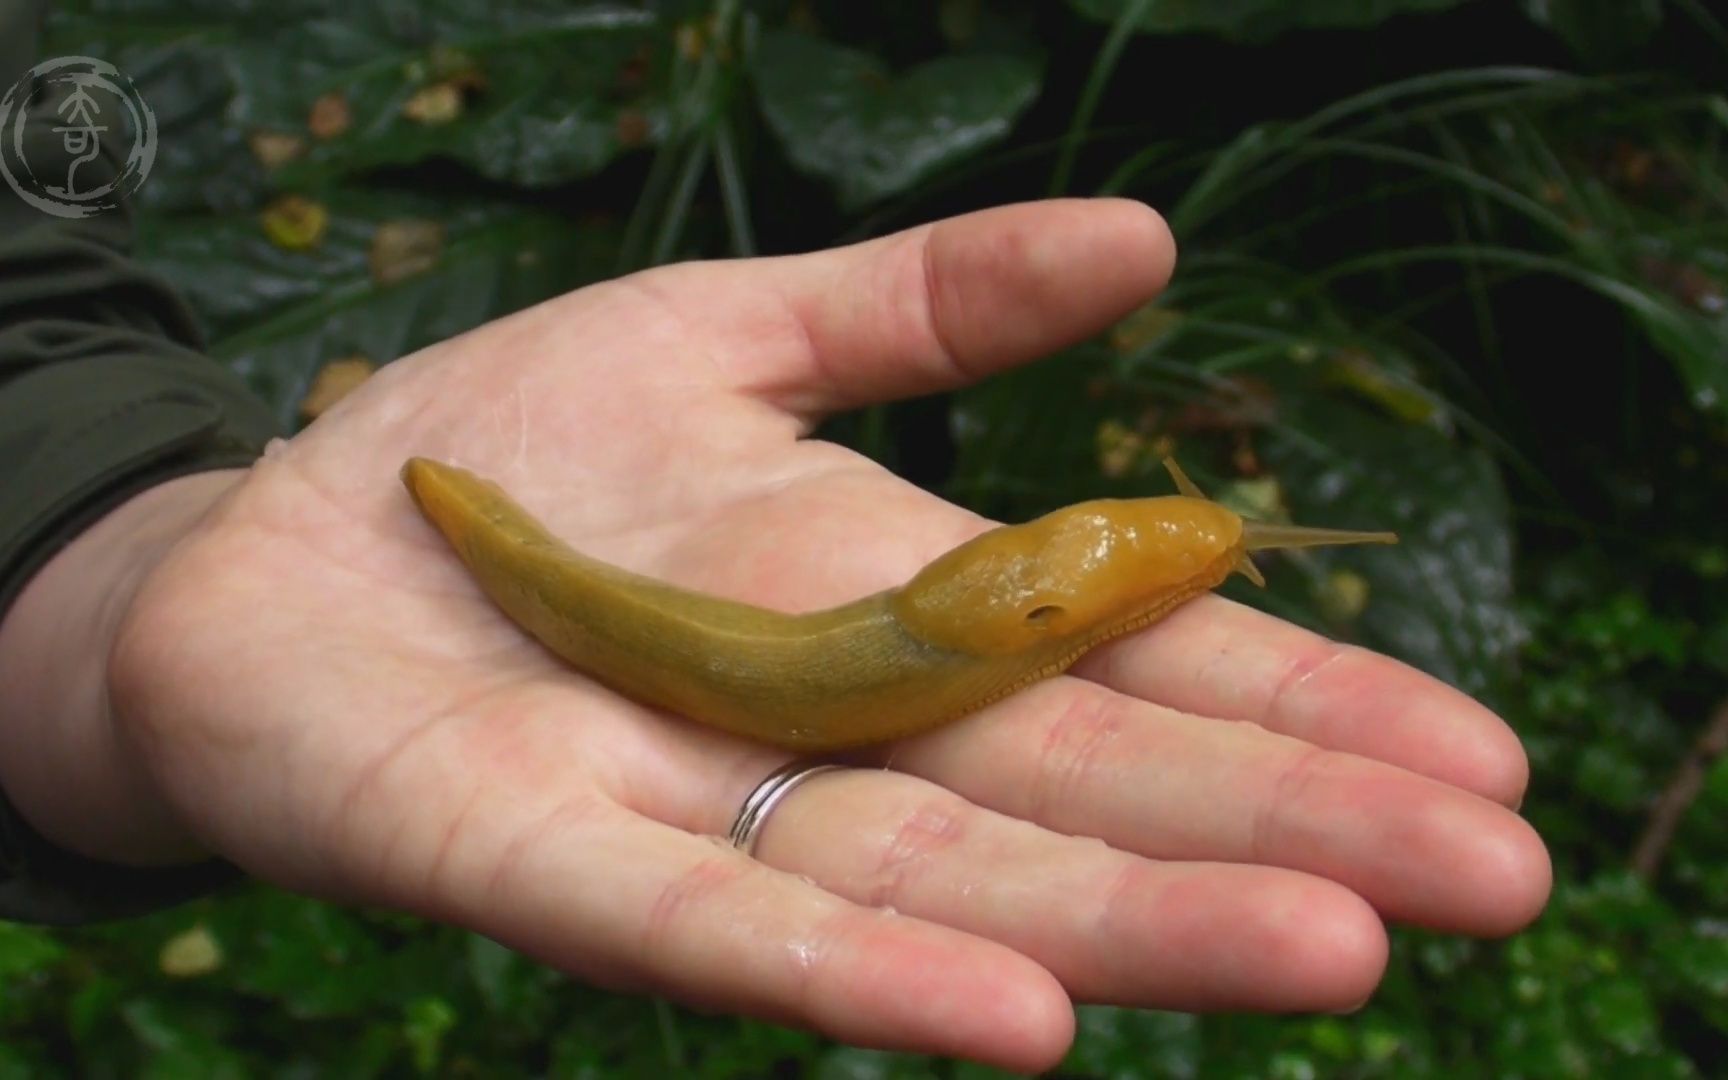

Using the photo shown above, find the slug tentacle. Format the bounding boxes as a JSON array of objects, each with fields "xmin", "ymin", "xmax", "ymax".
[
  {"xmin": 1240, "ymin": 520, "xmax": 1400, "ymax": 551},
  {"xmin": 401, "ymin": 455, "xmax": 1398, "ymax": 750},
  {"xmin": 1154, "ymin": 457, "xmax": 1395, "ymax": 587}
]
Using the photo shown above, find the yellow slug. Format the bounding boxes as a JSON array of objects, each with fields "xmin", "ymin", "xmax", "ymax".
[{"xmin": 401, "ymin": 457, "xmax": 1396, "ymax": 750}]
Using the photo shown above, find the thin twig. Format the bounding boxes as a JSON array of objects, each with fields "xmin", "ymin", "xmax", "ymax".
[{"xmin": 1631, "ymin": 698, "xmax": 1728, "ymax": 880}]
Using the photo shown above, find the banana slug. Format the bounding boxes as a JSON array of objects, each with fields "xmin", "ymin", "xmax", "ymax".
[{"xmin": 401, "ymin": 457, "xmax": 1396, "ymax": 750}]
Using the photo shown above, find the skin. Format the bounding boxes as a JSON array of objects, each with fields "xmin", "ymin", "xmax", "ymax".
[
  {"xmin": 0, "ymin": 199, "xmax": 1550, "ymax": 1073},
  {"xmin": 400, "ymin": 456, "xmax": 1395, "ymax": 750}
]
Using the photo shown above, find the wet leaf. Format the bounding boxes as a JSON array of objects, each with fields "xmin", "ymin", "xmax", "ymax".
[
  {"xmin": 0, "ymin": 923, "xmax": 62, "ymax": 979},
  {"xmin": 135, "ymin": 192, "xmax": 620, "ymax": 429},
  {"xmin": 946, "ymin": 348, "xmax": 1130, "ymax": 514},
  {"xmin": 45, "ymin": 2, "xmax": 669, "ymax": 202},
  {"xmin": 1261, "ymin": 399, "xmax": 1524, "ymax": 703},
  {"xmin": 121, "ymin": 998, "xmax": 251, "ymax": 1076},
  {"xmin": 752, "ymin": 29, "xmax": 1040, "ymax": 209}
]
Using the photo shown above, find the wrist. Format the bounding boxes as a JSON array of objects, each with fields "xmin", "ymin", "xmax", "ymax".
[{"xmin": 0, "ymin": 468, "xmax": 246, "ymax": 867}]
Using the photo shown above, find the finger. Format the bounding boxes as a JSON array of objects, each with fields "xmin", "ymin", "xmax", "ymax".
[
  {"xmin": 644, "ymin": 197, "xmax": 1177, "ymax": 416},
  {"xmin": 889, "ymin": 678, "xmax": 1552, "ymax": 938},
  {"xmin": 682, "ymin": 764, "xmax": 1389, "ymax": 1014},
  {"xmin": 475, "ymin": 815, "xmax": 1072, "ymax": 1070},
  {"xmin": 1070, "ymin": 595, "xmax": 1531, "ymax": 807},
  {"xmin": 347, "ymin": 714, "xmax": 1076, "ymax": 1073}
]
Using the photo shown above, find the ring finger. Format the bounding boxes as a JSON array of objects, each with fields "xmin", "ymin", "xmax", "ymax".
[{"xmin": 646, "ymin": 740, "xmax": 1389, "ymax": 1014}]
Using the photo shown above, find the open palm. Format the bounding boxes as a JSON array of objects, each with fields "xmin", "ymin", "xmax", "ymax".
[{"xmin": 112, "ymin": 200, "xmax": 1549, "ymax": 1072}]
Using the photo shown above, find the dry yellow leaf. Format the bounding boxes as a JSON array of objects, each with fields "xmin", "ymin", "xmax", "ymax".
[
  {"xmin": 403, "ymin": 82, "xmax": 463, "ymax": 125},
  {"xmin": 369, "ymin": 219, "xmax": 445, "ymax": 285},
  {"xmin": 1318, "ymin": 568, "xmax": 1373, "ymax": 623},
  {"xmin": 615, "ymin": 108, "xmax": 651, "ymax": 148},
  {"xmin": 248, "ymin": 129, "xmax": 306, "ymax": 169},
  {"xmin": 159, "ymin": 924, "xmax": 223, "ymax": 978},
  {"xmin": 308, "ymin": 91, "xmax": 352, "ymax": 139},
  {"xmin": 260, "ymin": 194, "xmax": 329, "ymax": 251},
  {"xmin": 301, "ymin": 356, "xmax": 377, "ymax": 420}
]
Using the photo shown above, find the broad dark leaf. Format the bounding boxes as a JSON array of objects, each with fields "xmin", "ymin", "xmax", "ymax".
[
  {"xmin": 0, "ymin": 923, "xmax": 62, "ymax": 981},
  {"xmin": 45, "ymin": 1, "xmax": 668, "ymax": 210},
  {"xmin": 1261, "ymin": 397, "xmax": 1524, "ymax": 704},
  {"xmin": 946, "ymin": 344, "xmax": 1521, "ymax": 703},
  {"xmin": 751, "ymin": 29, "xmax": 1040, "ymax": 210},
  {"xmin": 135, "ymin": 192, "xmax": 619, "ymax": 427}
]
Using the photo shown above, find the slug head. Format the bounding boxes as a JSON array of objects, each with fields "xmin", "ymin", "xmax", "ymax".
[
  {"xmin": 889, "ymin": 459, "xmax": 1398, "ymax": 658},
  {"xmin": 889, "ymin": 496, "xmax": 1247, "ymax": 656}
]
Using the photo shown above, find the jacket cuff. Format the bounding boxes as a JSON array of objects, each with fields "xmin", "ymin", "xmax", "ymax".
[{"xmin": 0, "ymin": 344, "xmax": 285, "ymax": 923}]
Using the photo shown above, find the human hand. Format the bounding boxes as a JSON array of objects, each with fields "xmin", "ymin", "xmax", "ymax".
[{"xmin": 90, "ymin": 199, "xmax": 1544, "ymax": 1071}]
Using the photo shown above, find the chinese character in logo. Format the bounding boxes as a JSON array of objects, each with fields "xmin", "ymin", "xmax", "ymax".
[{"xmin": 0, "ymin": 55, "xmax": 158, "ymax": 219}]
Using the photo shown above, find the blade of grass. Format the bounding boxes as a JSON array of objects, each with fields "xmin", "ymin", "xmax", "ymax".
[
  {"xmin": 619, "ymin": 0, "xmax": 742, "ymax": 272},
  {"xmin": 1049, "ymin": 0, "xmax": 1153, "ymax": 196},
  {"xmin": 650, "ymin": 134, "xmax": 713, "ymax": 265},
  {"xmin": 713, "ymin": 113, "xmax": 756, "ymax": 257}
]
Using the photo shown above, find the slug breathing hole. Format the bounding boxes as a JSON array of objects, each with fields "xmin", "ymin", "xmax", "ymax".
[{"xmin": 1025, "ymin": 604, "xmax": 1065, "ymax": 626}]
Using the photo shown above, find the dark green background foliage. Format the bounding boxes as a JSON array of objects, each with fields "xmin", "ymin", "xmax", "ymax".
[{"xmin": 4, "ymin": 0, "xmax": 1727, "ymax": 1075}]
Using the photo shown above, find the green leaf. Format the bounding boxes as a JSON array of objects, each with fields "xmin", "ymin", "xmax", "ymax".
[
  {"xmin": 1262, "ymin": 399, "xmax": 1524, "ymax": 702},
  {"xmin": 751, "ymin": 30, "xmax": 1040, "ymax": 210},
  {"xmin": 200, "ymin": 891, "xmax": 454, "ymax": 1020},
  {"xmin": 403, "ymin": 996, "xmax": 457, "ymax": 1075},
  {"xmin": 1066, "ymin": 0, "xmax": 1471, "ymax": 42},
  {"xmin": 0, "ymin": 923, "xmax": 63, "ymax": 980},
  {"xmin": 0, "ymin": 1044, "xmax": 42, "ymax": 1080},
  {"xmin": 943, "ymin": 345, "xmax": 1145, "ymax": 517},
  {"xmin": 122, "ymin": 999, "xmax": 251, "ymax": 1080},
  {"xmin": 1521, "ymin": 0, "xmax": 1665, "ymax": 66},
  {"xmin": 256, "ymin": 6, "xmax": 667, "ymax": 189},
  {"xmin": 1063, "ymin": 1007, "xmax": 1202, "ymax": 1078},
  {"xmin": 135, "ymin": 192, "xmax": 619, "ymax": 427},
  {"xmin": 1573, "ymin": 743, "xmax": 1651, "ymax": 812},
  {"xmin": 1664, "ymin": 922, "xmax": 1728, "ymax": 1001},
  {"xmin": 1581, "ymin": 977, "xmax": 1661, "ymax": 1055},
  {"xmin": 69, "ymin": 975, "xmax": 126, "ymax": 1045},
  {"xmin": 45, "ymin": 1, "xmax": 668, "ymax": 208},
  {"xmin": 466, "ymin": 932, "xmax": 560, "ymax": 1023}
]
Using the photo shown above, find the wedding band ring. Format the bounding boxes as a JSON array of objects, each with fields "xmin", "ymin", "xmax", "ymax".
[{"xmin": 727, "ymin": 760, "xmax": 846, "ymax": 857}]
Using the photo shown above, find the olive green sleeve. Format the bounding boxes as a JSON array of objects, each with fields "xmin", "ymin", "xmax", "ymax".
[{"xmin": 0, "ymin": 1, "xmax": 284, "ymax": 924}]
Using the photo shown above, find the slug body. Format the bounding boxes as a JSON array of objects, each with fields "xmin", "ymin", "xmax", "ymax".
[{"xmin": 402, "ymin": 458, "xmax": 1395, "ymax": 751}]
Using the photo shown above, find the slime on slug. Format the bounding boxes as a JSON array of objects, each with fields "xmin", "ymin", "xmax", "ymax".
[{"xmin": 400, "ymin": 456, "xmax": 1396, "ymax": 750}]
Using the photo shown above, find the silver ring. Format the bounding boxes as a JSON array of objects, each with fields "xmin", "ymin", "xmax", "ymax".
[{"xmin": 727, "ymin": 760, "xmax": 846, "ymax": 857}]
